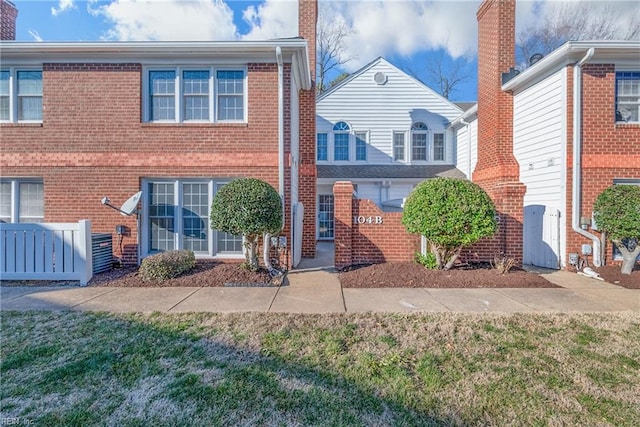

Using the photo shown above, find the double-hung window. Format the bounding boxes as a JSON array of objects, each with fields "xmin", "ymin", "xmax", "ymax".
[
  {"xmin": 0, "ymin": 179, "xmax": 44, "ymax": 223},
  {"xmin": 0, "ymin": 69, "xmax": 43, "ymax": 122},
  {"xmin": 355, "ymin": 132, "xmax": 367, "ymax": 161},
  {"xmin": 433, "ymin": 133, "xmax": 445, "ymax": 161},
  {"xmin": 183, "ymin": 70, "xmax": 210, "ymax": 121},
  {"xmin": 317, "ymin": 133, "xmax": 328, "ymax": 161},
  {"xmin": 411, "ymin": 122, "xmax": 428, "ymax": 161},
  {"xmin": 616, "ymin": 72, "xmax": 640, "ymax": 123},
  {"xmin": 146, "ymin": 67, "xmax": 245, "ymax": 123},
  {"xmin": 333, "ymin": 121, "xmax": 350, "ymax": 161},
  {"xmin": 393, "ymin": 132, "xmax": 405, "ymax": 161}
]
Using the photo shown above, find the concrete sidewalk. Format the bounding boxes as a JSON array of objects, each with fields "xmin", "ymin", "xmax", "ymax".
[{"xmin": 1, "ymin": 266, "xmax": 638, "ymax": 314}]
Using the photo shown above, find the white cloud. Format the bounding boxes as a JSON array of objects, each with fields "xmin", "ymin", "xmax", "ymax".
[
  {"xmin": 319, "ymin": 1, "xmax": 478, "ymax": 72},
  {"xmin": 319, "ymin": 0, "xmax": 640, "ymax": 72},
  {"xmin": 94, "ymin": 0, "xmax": 238, "ymax": 41},
  {"xmin": 242, "ymin": 0, "xmax": 298, "ymax": 40},
  {"xmin": 51, "ymin": 0, "xmax": 76, "ymax": 17}
]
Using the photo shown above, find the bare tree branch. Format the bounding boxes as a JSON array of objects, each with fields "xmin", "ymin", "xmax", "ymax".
[
  {"xmin": 425, "ymin": 50, "xmax": 471, "ymax": 100},
  {"xmin": 517, "ymin": 1, "xmax": 640, "ymax": 68},
  {"xmin": 316, "ymin": 9, "xmax": 356, "ymax": 94}
]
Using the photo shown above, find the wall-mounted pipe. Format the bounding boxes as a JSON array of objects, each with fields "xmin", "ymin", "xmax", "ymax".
[{"xmin": 571, "ymin": 47, "xmax": 601, "ymax": 267}]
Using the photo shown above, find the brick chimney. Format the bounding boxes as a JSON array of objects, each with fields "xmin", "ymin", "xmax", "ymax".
[
  {"xmin": 298, "ymin": 0, "xmax": 318, "ymax": 258},
  {"xmin": 1, "ymin": 0, "xmax": 17, "ymax": 40},
  {"xmin": 473, "ymin": 0, "xmax": 526, "ymax": 263}
]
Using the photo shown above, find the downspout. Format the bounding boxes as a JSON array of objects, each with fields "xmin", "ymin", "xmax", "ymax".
[
  {"xmin": 262, "ymin": 46, "xmax": 285, "ymax": 275},
  {"xmin": 459, "ymin": 119, "xmax": 471, "ymax": 178},
  {"xmin": 572, "ymin": 47, "xmax": 601, "ymax": 267}
]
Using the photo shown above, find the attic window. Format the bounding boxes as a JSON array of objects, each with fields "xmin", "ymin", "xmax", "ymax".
[{"xmin": 373, "ymin": 72, "xmax": 387, "ymax": 85}]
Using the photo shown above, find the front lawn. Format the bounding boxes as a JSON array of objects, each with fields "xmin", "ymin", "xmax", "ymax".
[{"xmin": 1, "ymin": 311, "xmax": 639, "ymax": 426}]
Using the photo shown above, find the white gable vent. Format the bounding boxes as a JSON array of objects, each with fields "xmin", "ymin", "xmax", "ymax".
[{"xmin": 373, "ymin": 72, "xmax": 388, "ymax": 85}]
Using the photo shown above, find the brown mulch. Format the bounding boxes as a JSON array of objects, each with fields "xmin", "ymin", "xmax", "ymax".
[
  {"xmin": 593, "ymin": 265, "xmax": 640, "ymax": 289},
  {"xmin": 88, "ymin": 260, "xmax": 273, "ymax": 287},
  {"xmin": 339, "ymin": 262, "xmax": 559, "ymax": 288}
]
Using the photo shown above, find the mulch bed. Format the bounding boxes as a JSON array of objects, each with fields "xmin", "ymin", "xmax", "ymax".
[
  {"xmin": 339, "ymin": 262, "xmax": 559, "ymax": 288},
  {"xmin": 593, "ymin": 265, "xmax": 640, "ymax": 289},
  {"xmin": 89, "ymin": 260, "xmax": 273, "ymax": 287}
]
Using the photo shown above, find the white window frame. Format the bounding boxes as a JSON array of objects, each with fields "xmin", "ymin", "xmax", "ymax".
[
  {"xmin": 615, "ymin": 71, "xmax": 640, "ymax": 123},
  {"xmin": 355, "ymin": 131, "xmax": 368, "ymax": 161},
  {"xmin": 332, "ymin": 121, "xmax": 351, "ymax": 162},
  {"xmin": 0, "ymin": 178, "xmax": 44, "ymax": 223},
  {"xmin": 0, "ymin": 67, "xmax": 43, "ymax": 123},
  {"xmin": 142, "ymin": 66, "xmax": 247, "ymax": 124},
  {"xmin": 317, "ymin": 132, "xmax": 328, "ymax": 162},
  {"xmin": 392, "ymin": 131, "xmax": 406, "ymax": 162},
  {"xmin": 141, "ymin": 178, "xmax": 244, "ymax": 259},
  {"xmin": 410, "ymin": 122, "xmax": 429, "ymax": 163},
  {"xmin": 433, "ymin": 132, "xmax": 446, "ymax": 162}
]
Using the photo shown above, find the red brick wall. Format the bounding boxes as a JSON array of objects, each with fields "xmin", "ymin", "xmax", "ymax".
[
  {"xmin": 298, "ymin": 0, "xmax": 318, "ymax": 258},
  {"xmin": 0, "ymin": 0, "xmax": 17, "ymax": 41},
  {"xmin": 565, "ymin": 64, "xmax": 640, "ymax": 264},
  {"xmin": 0, "ymin": 62, "xmax": 293, "ymax": 264},
  {"xmin": 333, "ymin": 182, "xmax": 420, "ymax": 269},
  {"xmin": 473, "ymin": 0, "xmax": 526, "ymax": 264}
]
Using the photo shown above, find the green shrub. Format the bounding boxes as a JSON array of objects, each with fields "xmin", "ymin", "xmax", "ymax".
[
  {"xmin": 210, "ymin": 178, "xmax": 282, "ymax": 271},
  {"xmin": 415, "ymin": 252, "xmax": 438, "ymax": 270},
  {"xmin": 402, "ymin": 178, "xmax": 497, "ymax": 270},
  {"xmin": 593, "ymin": 185, "xmax": 640, "ymax": 275},
  {"xmin": 139, "ymin": 250, "xmax": 196, "ymax": 282}
]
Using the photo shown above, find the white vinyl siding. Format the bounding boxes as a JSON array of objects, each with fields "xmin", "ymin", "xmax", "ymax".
[
  {"xmin": 454, "ymin": 118, "xmax": 478, "ymax": 179},
  {"xmin": 514, "ymin": 69, "xmax": 566, "ymax": 267},
  {"xmin": 317, "ymin": 58, "xmax": 461, "ymax": 165}
]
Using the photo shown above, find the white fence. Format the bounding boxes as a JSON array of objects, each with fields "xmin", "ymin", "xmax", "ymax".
[{"xmin": 0, "ymin": 220, "xmax": 93, "ymax": 285}]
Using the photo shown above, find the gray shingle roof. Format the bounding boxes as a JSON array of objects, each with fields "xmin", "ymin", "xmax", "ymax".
[{"xmin": 317, "ymin": 165, "xmax": 466, "ymax": 180}]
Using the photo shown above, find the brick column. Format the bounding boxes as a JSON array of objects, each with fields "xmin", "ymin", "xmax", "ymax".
[
  {"xmin": 474, "ymin": 0, "xmax": 526, "ymax": 264},
  {"xmin": 333, "ymin": 181, "xmax": 354, "ymax": 269},
  {"xmin": 1, "ymin": 0, "xmax": 18, "ymax": 40},
  {"xmin": 298, "ymin": 0, "xmax": 317, "ymax": 258}
]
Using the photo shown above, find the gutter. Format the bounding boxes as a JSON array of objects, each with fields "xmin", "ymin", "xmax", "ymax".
[
  {"xmin": 571, "ymin": 47, "xmax": 601, "ymax": 267},
  {"xmin": 276, "ymin": 46, "xmax": 285, "ymax": 206}
]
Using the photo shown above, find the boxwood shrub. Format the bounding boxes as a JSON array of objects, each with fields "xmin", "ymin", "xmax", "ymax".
[{"xmin": 139, "ymin": 250, "xmax": 196, "ymax": 282}]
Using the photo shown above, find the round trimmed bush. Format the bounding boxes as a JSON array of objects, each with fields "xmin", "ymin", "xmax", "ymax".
[{"xmin": 402, "ymin": 178, "xmax": 497, "ymax": 270}]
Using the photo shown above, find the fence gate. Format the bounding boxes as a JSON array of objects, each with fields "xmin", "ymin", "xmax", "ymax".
[
  {"xmin": 0, "ymin": 220, "xmax": 93, "ymax": 285},
  {"xmin": 523, "ymin": 206, "xmax": 561, "ymax": 269}
]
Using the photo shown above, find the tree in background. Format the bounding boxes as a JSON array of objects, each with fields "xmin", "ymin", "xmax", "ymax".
[
  {"xmin": 402, "ymin": 178, "xmax": 497, "ymax": 270},
  {"xmin": 593, "ymin": 185, "xmax": 640, "ymax": 275},
  {"xmin": 316, "ymin": 8, "xmax": 355, "ymax": 94},
  {"xmin": 517, "ymin": 1, "xmax": 640, "ymax": 67},
  {"xmin": 210, "ymin": 178, "xmax": 282, "ymax": 272},
  {"xmin": 425, "ymin": 50, "xmax": 471, "ymax": 100}
]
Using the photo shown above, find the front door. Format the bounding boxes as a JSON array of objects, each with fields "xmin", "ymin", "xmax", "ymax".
[{"xmin": 318, "ymin": 195, "xmax": 334, "ymax": 240}]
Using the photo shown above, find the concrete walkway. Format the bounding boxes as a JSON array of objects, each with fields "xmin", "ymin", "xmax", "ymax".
[{"xmin": 1, "ymin": 244, "xmax": 638, "ymax": 314}]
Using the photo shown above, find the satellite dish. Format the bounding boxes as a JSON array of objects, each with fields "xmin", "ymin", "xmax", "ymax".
[{"xmin": 120, "ymin": 191, "xmax": 142, "ymax": 216}]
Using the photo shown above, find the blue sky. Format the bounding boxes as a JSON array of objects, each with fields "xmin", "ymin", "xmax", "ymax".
[{"xmin": 10, "ymin": 1, "xmax": 640, "ymax": 102}]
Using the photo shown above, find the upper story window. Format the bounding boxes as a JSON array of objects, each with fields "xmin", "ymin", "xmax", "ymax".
[
  {"xmin": 145, "ymin": 67, "xmax": 246, "ymax": 123},
  {"xmin": 0, "ymin": 179, "xmax": 44, "ymax": 223},
  {"xmin": 393, "ymin": 132, "xmax": 405, "ymax": 161},
  {"xmin": 0, "ymin": 69, "xmax": 43, "ymax": 123},
  {"xmin": 333, "ymin": 121, "xmax": 351, "ymax": 161},
  {"xmin": 616, "ymin": 72, "xmax": 640, "ymax": 123},
  {"xmin": 355, "ymin": 132, "xmax": 367, "ymax": 161},
  {"xmin": 433, "ymin": 133, "xmax": 445, "ymax": 161},
  {"xmin": 317, "ymin": 133, "xmax": 328, "ymax": 161},
  {"xmin": 411, "ymin": 122, "xmax": 428, "ymax": 161}
]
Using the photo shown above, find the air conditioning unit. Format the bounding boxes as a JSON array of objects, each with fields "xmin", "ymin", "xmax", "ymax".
[{"xmin": 92, "ymin": 233, "xmax": 113, "ymax": 274}]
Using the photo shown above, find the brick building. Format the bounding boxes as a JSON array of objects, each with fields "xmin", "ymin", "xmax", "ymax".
[
  {"xmin": 0, "ymin": 0, "xmax": 317, "ymax": 267},
  {"xmin": 454, "ymin": 0, "xmax": 640, "ymax": 269}
]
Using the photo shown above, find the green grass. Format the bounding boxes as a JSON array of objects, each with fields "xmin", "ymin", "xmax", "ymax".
[{"xmin": 1, "ymin": 311, "xmax": 639, "ymax": 426}]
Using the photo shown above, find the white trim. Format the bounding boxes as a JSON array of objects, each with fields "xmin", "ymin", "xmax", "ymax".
[{"xmin": 0, "ymin": 67, "xmax": 43, "ymax": 123}]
